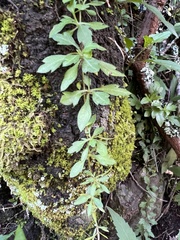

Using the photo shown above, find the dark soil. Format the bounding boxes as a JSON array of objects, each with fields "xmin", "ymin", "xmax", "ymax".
[{"xmin": 0, "ymin": 0, "xmax": 180, "ymax": 239}]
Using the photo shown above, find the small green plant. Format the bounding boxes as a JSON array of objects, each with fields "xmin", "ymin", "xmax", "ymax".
[
  {"xmin": 0, "ymin": 224, "xmax": 26, "ymax": 240},
  {"xmin": 107, "ymin": 207, "xmax": 137, "ymax": 240},
  {"xmin": 37, "ymin": 0, "xmax": 131, "ymax": 238}
]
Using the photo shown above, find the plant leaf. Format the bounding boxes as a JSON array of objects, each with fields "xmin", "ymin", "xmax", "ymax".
[
  {"xmin": 99, "ymin": 60, "xmax": 125, "ymax": 77},
  {"xmin": 74, "ymin": 194, "xmax": 90, "ymax": 205},
  {"xmin": 152, "ymin": 59, "xmax": 180, "ymax": 72},
  {"xmin": 92, "ymin": 91, "xmax": 110, "ymax": 105},
  {"xmin": 96, "ymin": 140, "xmax": 108, "ymax": 156},
  {"xmin": 88, "ymin": 1, "xmax": 105, "ymax": 6},
  {"xmin": 0, "ymin": 231, "xmax": 15, "ymax": 240},
  {"xmin": 60, "ymin": 91, "xmax": 83, "ymax": 106},
  {"xmin": 94, "ymin": 154, "xmax": 116, "ymax": 166},
  {"xmin": 93, "ymin": 197, "xmax": 104, "ymax": 212},
  {"xmin": 68, "ymin": 140, "xmax": 87, "ymax": 153},
  {"xmin": 169, "ymin": 166, "xmax": 180, "ymax": 177},
  {"xmin": 107, "ymin": 207, "xmax": 138, "ymax": 240},
  {"xmin": 70, "ymin": 160, "xmax": 85, "ymax": 177},
  {"xmin": 155, "ymin": 111, "xmax": 165, "ymax": 127},
  {"xmin": 37, "ymin": 55, "xmax": 65, "ymax": 73},
  {"xmin": 77, "ymin": 25, "xmax": 92, "ymax": 45},
  {"xmin": 14, "ymin": 225, "xmax": 26, "ymax": 240},
  {"xmin": 49, "ymin": 16, "xmax": 76, "ymax": 37},
  {"xmin": 78, "ymin": 96, "xmax": 92, "ymax": 131},
  {"xmin": 83, "ymin": 42, "xmax": 106, "ymax": 52},
  {"xmin": 87, "ymin": 22, "xmax": 108, "ymax": 30},
  {"xmin": 63, "ymin": 54, "xmax": 80, "ymax": 67},
  {"xmin": 161, "ymin": 148, "xmax": 177, "ymax": 174},
  {"xmin": 92, "ymin": 127, "xmax": 104, "ymax": 137},
  {"xmin": 81, "ymin": 147, "xmax": 89, "ymax": 162},
  {"xmin": 82, "ymin": 58, "xmax": 100, "ymax": 73},
  {"xmin": 98, "ymin": 84, "xmax": 130, "ymax": 96},
  {"xmin": 144, "ymin": 3, "xmax": 178, "ymax": 37},
  {"xmin": 52, "ymin": 32, "xmax": 79, "ymax": 48},
  {"xmin": 61, "ymin": 62, "xmax": 79, "ymax": 91},
  {"xmin": 150, "ymin": 31, "xmax": 171, "ymax": 43}
]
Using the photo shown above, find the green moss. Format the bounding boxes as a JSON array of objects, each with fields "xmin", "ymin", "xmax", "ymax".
[
  {"xmin": 107, "ymin": 97, "xmax": 135, "ymax": 188},
  {"xmin": 0, "ymin": 73, "xmax": 49, "ymax": 172},
  {"xmin": 0, "ymin": 12, "xmax": 16, "ymax": 44},
  {"xmin": 2, "ymin": 142, "xmax": 90, "ymax": 239}
]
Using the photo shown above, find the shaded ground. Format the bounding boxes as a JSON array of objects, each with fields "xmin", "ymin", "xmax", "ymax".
[{"xmin": 0, "ymin": 0, "xmax": 180, "ymax": 239}]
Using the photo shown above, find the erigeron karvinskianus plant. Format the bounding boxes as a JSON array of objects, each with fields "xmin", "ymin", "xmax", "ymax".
[{"xmin": 37, "ymin": 0, "xmax": 130, "ymax": 238}]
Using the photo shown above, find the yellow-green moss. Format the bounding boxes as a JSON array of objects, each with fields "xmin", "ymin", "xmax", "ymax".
[
  {"xmin": 2, "ymin": 143, "xmax": 91, "ymax": 239},
  {"xmin": 108, "ymin": 97, "xmax": 135, "ymax": 188},
  {"xmin": 0, "ymin": 73, "xmax": 49, "ymax": 172},
  {"xmin": 0, "ymin": 11, "xmax": 16, "ymax": 44}
]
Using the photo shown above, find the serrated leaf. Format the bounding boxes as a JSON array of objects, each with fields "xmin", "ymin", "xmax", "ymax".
[
  {"xmin": 52, "ymin": 32, "xmax": 79, "ymax": 48},
  {"xmin": 144, "ymin": 3, "xmax": 178, "ymax": 37},
  {"xmin": 87, "ymin": 22, "xmax": 108, "ymax": 30},
  {"xmin": 37, "ymin": 55, "xmax": 65, "ymax": 73},
  {"xmin": 99, "ymin": 61, "xmax": 125, "ymax": 77},
  {"xmin": 153, "ymin": 59, "xmax": 180, "ymax": 72},
  {"xmin": 78, "ymin": 96, "xmax": 92, "ymax": 131},
  {"xmin": 98, "ymin": 84, "xmax": 130, "ymax": 96},
  {"xmin": 82, "ymin": 58, "xmax": 100, "ymax": 73},
  {"xmin": 74, "ymin": 194, "xmax": 90, "ymax": 205},
  {"xmin": 49, "ymin": 16, "xmax": 75, "ymax": 37},
  {"xmin": 61, "ymin": 62, "xmax": 79, "ymax": 91},
  {"xmin": 92, "ymin": 91, "xmax": 110, "ymax": 105},
  {"xmin": 161, "ymin": 148, "xmax": 177, "ymax": 173},
  {"xmin": 70, "ymin": 160, "xmax": 85, "ymax": 177},
  {"xmin": 77, "ymin": 25, "xmax": 92, "ymax": 45},
  {"xmin": 14, "ymin": 225, "xmax": 26, "ymax": 240},
  {"xmin": 60, "ymin": 91, "xmax": 83, "ymax": 106},
  {"xmin": 68, "ymin": 140, "xmax": 87, "ymax": 153},
  {"xmin": 63, "ymin": 54, "xmax": 80, "ymax": 67},
  {"xmin": 107, "ymin": 207, "xmax": 138, "ymax": 240},
  {"xmin": 83, "ymin": 42, "xmax": 106, "ymax": 52},
  {"xmin": 94, "ymin": 154, "xmax": 116, "ymax": 166}
]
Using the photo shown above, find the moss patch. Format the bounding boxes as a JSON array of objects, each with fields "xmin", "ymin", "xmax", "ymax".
[{"xmin": 108, "ymin": 97, "xmax": 135, "ymax": 187}]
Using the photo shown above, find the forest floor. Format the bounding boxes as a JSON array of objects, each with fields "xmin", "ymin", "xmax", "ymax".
[{"xmin": 0, "ymin": 0, "xmax": 180, "ymax": 239}]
